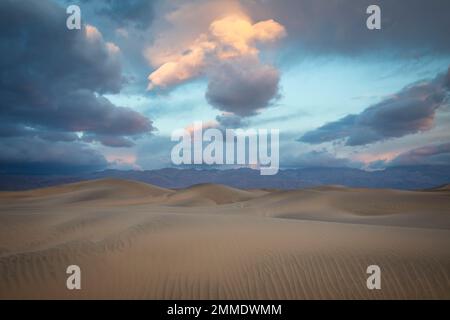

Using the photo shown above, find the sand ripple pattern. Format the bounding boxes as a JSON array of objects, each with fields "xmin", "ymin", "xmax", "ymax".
[{"xmin": 0, "ymin": 179, "xmax": 449, "ymax": 299}]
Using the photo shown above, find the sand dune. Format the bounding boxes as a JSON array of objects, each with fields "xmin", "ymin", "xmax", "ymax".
[
  {"xmin": 425, "ymin": 184, "xmax": 450, "ymax": 192},
  {"xmin": 165, "ymin": 183, "xmax": 261, "ymax": 206},
  {"xmin": 0, "ymin": 179, "xmax": 174, "ymax": 206},
  {"xmin": 0, "ymin": 179, "xmax": 449, "ymax": 299},
  {"xmin": 241, "ymin": 187, "xmax": 450, "ymax": 229}
]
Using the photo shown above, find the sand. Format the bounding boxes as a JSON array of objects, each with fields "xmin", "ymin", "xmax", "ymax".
[{"xmin": 0, "ymin": 178, "xmax": 449, "ymax": 299}]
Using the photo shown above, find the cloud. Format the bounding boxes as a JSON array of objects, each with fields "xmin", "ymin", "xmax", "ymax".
[
  {"xmin": 37, "ymin": 131, "xmax": 80, "ymax": 142},
  {"xmin": 0, "ymin": 0, "xmax": 157, "ymax": 173},
  {"xmin": 36, "ymin": 90, "xmax": 153, "ymax": 136},
  {"xmin": 146, "ymin": 13, "xmax": 285, "ymax": 89},
  {"xmin": 81, "ymin": 134, "xmax": 136, "ymax": 148},
  {"xmin": 388, "ymin": 143, "xmax": 450, "ymax": 166},
  {"xmin": 215, "ymin": 113, "xmax": 248, "ymax": 128},
  {"xmin": 206, "ymin": 58, "xmax": 280, "ymax": 116},
  {"xmin": 106, "ymin": 153, "xmax": 141, "ymax": 170},
  {"xmin": 209, "ymin": 15, "xmax": 286, "ymax": 59},
  {"xmin": 144, "ymin": 0, "xmax": 247, "ymax": 68},
  {"xmin": 146, "ymin": 34, "xmax": 215, "ymax": 89},
  {"xmin": 182, "ymin": 113, "xmax": 249, "ymax": 140},
  {"xmin": 299, "ymin": 68, "xmax": 450, "ymax": 146},
  {"xmin": 0, "ymin": 0, "xmax": 154, "ymax": 149},
  {"xmin": 0, "ymin": 137, "xmax": 107, "ymax": 174},
  {"xmin": 145, "ymin": 3, "xmax": 285, "ymax": 120}
]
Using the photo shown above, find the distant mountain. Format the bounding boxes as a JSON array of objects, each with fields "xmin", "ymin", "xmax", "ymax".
[{"xmin": 1, "ymin": 166, "xmax": 450, "ymax": 191}]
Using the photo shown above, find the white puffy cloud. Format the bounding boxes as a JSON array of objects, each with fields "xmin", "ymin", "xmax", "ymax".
[
  {"xmin": 146, "ymin": 13, "xmax": 285, "ymax": 90},
  {"xmin": 144, "ymin": 1, "xmax": 285, "ymax": 118}
]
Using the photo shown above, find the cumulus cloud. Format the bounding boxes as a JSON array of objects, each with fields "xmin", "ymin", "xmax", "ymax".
[
  {"xmin": 42, "ymin": 91, "xmax": 153, "ymax": 135},
  {"xmin": 147, "ymin": 34, "xmax": 215, "ymax": 89},
  {"xmin": 145, "ymin": 3, "xmax": 285, "ymax": 119},
  {"xmin": 0, "ymin": 0, "xmax": 154, "ymax": 149},
  {"xmin": 389, "ymin": 143, "xmax": 450, "ymax": 167},
  {"xmin": 299, "ymin": 68, "xmax": 450, "ymax": 146},
  {"xmin": 209, "ymin": 15, "xmax": 285, "ymax": 59},
  {"xmin": 146, "ymin": 14, "xmax": 284, "ymax": 89},
  {"xmin": 206, "ymin": 58, "xmax": 280, "ymax": 116},
  {"xmin": 0, "ymin": 0, "xmax": 156, "ymax": 173}
]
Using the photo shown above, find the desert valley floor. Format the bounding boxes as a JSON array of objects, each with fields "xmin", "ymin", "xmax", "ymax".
[{"xmin": 0, "ymin": 179, "xmax": 449, "ymax": 299}]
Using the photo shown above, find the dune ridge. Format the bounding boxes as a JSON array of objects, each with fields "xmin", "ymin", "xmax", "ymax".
[
  {"xmin": 0, "ymin": 179, "xmax": 449, "ymax": 299},
  {"xmin": 164, "ymin": 183, "xmax": 261, "ymax": 206}
]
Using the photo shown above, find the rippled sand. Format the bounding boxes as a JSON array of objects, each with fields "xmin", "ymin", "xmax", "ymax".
[{"xmin": 0, "ymin": 179, "xmax": 449, "ymax": 299}]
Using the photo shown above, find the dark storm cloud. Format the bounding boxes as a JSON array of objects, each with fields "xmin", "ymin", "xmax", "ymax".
[
  {"xmin": 0, "ymin": 0, "xmax": 156, "ymax": 173},
  {"xmin": 15, "ymin": 90, "xmax": 154, "ymax": 136},
  {"xmin": 0, "ymin": 0, "xmax": 154, "ymax": 146},
  {"xmin": 0, "ymin": 122, "xmax": 80, "ymax": 142},
  {"xmin": 0, "ymin": 137, "xmax": 107, "ymax": 174},
  {"xmin": 0, "ymin": 0, "xmax": 122, "ymax": 93},
  {"xmin": 389, "ymin": 143, "xmax": 450, "ymax": 167},
  {"xmin": 81, "ymin": 133, "xmax": 135, "ymax": 148},
  {"xmin": 299, "ymin": 69, "xmax": 450, "ymax": 146},
  {"xmin": 246, "ymin": 0, "xmax": 450, "ymax": 57},
  {"xmin": 36, "ymin": 131, "xmax": 79, "ymax": 142},
  {"xmin": 206, "ymin": 59, "xmax": 281, "ymax": 117}
]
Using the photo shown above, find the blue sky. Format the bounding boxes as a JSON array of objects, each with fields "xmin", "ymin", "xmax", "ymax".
[{"xmin": 1, "ymin": 0, "xmax": 449, "ymax": 173}]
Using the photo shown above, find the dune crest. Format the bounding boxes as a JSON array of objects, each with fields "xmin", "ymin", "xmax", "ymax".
[
  {"xmin": 165, "ymin": 183, "xmax": 261, "ymax": 206},
  {"xmin": 0, "ymin": 179, "xmax": 174, "ymax": 206}
]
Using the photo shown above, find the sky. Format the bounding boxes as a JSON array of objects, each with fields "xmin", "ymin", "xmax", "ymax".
[{"xmin": 0, "ymin": 0, "xmax": 449, "ymax": 174}]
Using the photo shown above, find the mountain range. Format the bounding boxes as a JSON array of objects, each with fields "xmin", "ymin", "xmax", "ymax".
[{"xmin": 1, "ymin": 165, "xmax": 449, "ymax": 191}]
